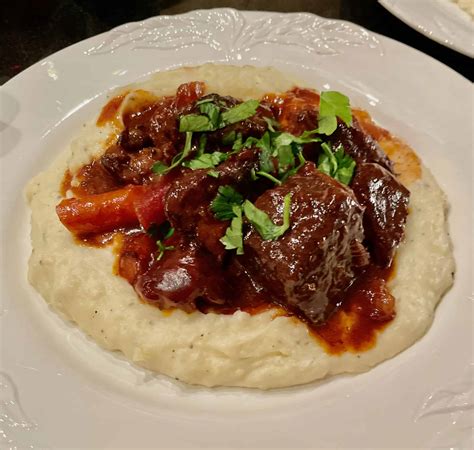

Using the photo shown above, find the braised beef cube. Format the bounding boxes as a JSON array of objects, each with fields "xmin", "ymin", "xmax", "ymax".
[
  {"xmin": 331, "ymin": 118, "xmax": 393, "ymax": 172},
  {"xmin": 165, "ymin": 148, "xmax": 259, "ymax": 236},
  {"xmin": 243, "ymin": 162, "xmax": 367, "ymax": 325},
  {"xmin": 119, "ymin": 126, "xmax": 153, "ymax": 152},
  {"xmin": 351, "ymin": 162, "xmax": 409, "ymax": 267},
  {"xmin": 135, "ymin": 241, "xmax": 226, "ymax": 312},
  {"xmin": 101, "ymin": 145, "xmax": 159, "ymax": 185},
  {"xmin": 101, "ymin": 144, "xmax": 130, "ymax": 176}
]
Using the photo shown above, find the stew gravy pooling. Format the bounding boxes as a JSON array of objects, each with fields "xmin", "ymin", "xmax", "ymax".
[{"xmin": 26, "ymin": 65, "xmax": 454, "ymax": 388}]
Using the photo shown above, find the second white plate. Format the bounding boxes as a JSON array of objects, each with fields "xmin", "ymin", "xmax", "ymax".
[{"xmin": 379, "ymin": 0, "xmax": 474, "ymax": 57}]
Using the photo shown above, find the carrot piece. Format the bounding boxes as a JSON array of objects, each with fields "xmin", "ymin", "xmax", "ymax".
[{"xmin": 56, "ymin": 185, "xmax": 144, "ymax": 235}]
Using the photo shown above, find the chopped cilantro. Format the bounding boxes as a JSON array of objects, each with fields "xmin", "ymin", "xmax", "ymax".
[
  {"xmin": 219, "ymin": 100, "xmax": 260, "ymax": 126},
  {"xmin": 199, "ymin": 102, "xmax": 221, "ymax": 129},
  {"xmin": 183, "ymin": 151, "xmax": 227, "ymax": 170},
  {"xmin": 152, "ymin": 131, "xmax": 193, "ymax": 174},
  {"xmin": 274, "ymin": 130, "xmax": 320, "ymax": 147},
  {"xmin": 254, "ymin": 171, "xmax": 282, "ymax": 185},
  {"xmin": 211, "ymin": 185, "xmax": 244, "ymax": 220},
  {"xmin": 318, "ymin": 91, "xmax": 352, "ymax": 135},
  {"xmin": 275, "ymin": 144, "xmax": 294, "ymax": 174},
  {"xmin": 318, "ymin": 142, "xmax": 356, "ymax": 185},
  {"xmin": 222, "ymin": 130, "xmax": 236, "ymax": 145},
  {"xmin": 151, "ymin": 161, "xmax": 169, "ymax": 175},
  {"xmin": 155, "ymin": 225, "xmax": 175, "ymax": 260},
  {"xmin": 231, "ymin": 133, "xmax": 243, "ymax": 151},
  {"xmin": 243, "ymin": 193, "xmax": 292, "ymax": 241},
  {"xmin": 263, "ymin": 116, "xmax": 279, "ymax": 132},
  {"xmin": 281, "ymin": 148, "xmax": 306, "ymax": 182},
  {"xmin": 179, "ymin": 115, "xmax": 214, "ymax": 132},
  {"xmin": 197, "ymin": 134, "xmax": 207, "ymax": 156},
  {"xmin": 195, "ymin": 97, "xmax": 214, "ymax": 105},
  {"xmin": 156, "ymin": 240, "xmax": 175, "ymax": 261},
  {"xmin": 207, "ymin": 169, "xmax": 220, "ymax": 178},
  {"xmin": 219, "ymin": 206, "xmax": 244, "ymax": 255}
]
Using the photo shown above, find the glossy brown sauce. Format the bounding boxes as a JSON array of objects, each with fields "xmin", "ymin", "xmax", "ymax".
[
  {"xmin": 109, "ymin": 229, "xmax": 396, "ymax": 354},
  {"xmin": 59, "ymin": 86, "xmax": 404, "ymax": 355},
  {"xmin": 96, "ymin": 93, "xmax": 128, "ymax": 127},
  {"xmin": 311, "ymin": 265, "xmax": 395, "ymax": 354}
]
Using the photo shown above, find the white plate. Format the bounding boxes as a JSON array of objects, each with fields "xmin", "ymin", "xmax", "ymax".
[
  {"xmin": 379, "ymin": 0, "xmax": 474, "ymax": 57},
  {"xmin": 1, "ymin": 9, "xmax": 472, "ymax": 449}
]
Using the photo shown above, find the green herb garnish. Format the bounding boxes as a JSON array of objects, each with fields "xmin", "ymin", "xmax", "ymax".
[
  {"xmin": 179, "ymin": 115, "xmax": 214, "ymax": 132},
  {"xmin": 195, "ymin": 97, "xmax": 214, "ymax": 105},
  {"xmin": 155, "ymin": 226, "xmax": 175, "ymax": 260},
  {"xmin": 182, "ymin": 151, "xmax": 227, "ymax": 170},
  {"xmin": 317, "ymin": 91, "xmax": 352, "ymax": 136},
  {"xmin": 254, "ymin": 171, "xmax": 282, "ymax": 185},
  {"xmin": 243, "ymin": 193, "xmax": 292, "ymax": 241},
  {"xmin": 197, "ymin": 134, "xmax": 207, "ymax": 156},
  {"xmin": 263, "ymin": 116, "xmax": 280, "ymax": 132},
  {"xmin": 318, "ymin": 142, "xmax": 356, "ymax": 185},
  {"xmin": 211, "ymin": 185, "xmax": 244, "ymax": 220},
  {"xmin": 152, "ymin": 131, "xmax": 193, "ymax": 174},
  {"xmin": 219, "ymin": 99, "xmax": 260, "ymax": 126},
  {"xmin": 219, "ymin": 205, "xmax": 244, "ymax": 255},
  {"xmin": 199, "ymin": 102, "xmax": 221, "ymax": 129}
]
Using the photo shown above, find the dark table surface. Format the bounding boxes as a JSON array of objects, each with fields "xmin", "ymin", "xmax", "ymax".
[{"xmin": 1, "ymin": 0, "xmax": 472, "ymax": 85}]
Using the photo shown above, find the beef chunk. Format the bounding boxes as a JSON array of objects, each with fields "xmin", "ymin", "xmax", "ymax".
[
  {"xmin": 100, "ymin": 144, "xmax": 159, "ymax": 185},
  {"xmin": 135, "ymin": 240, "xmax": 226, "ymax": 312},
  {"xmin": 331, "ymin": 119, "xmax": 393, "ymax": 172},
  {"xmin": 119, "ymin": 126, "xmax": 153, "ymax": 152},
  {"xmin": 165, "ymin": 148, "xmax": 259, "ymax": 240},
  {"xmin": 243, "ymin": 162, "xmax": 367, "ymax": 325},
  {"xmin": 351, "ymin": 163, "xmax": 409, "ymax": 267}
]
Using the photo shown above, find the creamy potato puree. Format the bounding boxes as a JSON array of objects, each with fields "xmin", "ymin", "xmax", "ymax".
[
  {"xmin": 26, "ymin": 65, "xmax": 454, "ymax": 389},
  {"xmin": 452, "ymin": 0, "xmax": 474, "ymax": 18}
]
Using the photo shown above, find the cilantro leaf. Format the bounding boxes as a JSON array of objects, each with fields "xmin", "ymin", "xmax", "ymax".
[
  {"xmin": 197, "ymin": 134, "xmax": 207, "ymax": 156},
  {"xmin": 179, "ymin": 115, "xmax": 214, "ymax": 132},
  {"xmin": 155, "ymin": 224, "xmax": 175, "ymax": 260},
  {"xmin": 222, "ymin": 130, "xmax": 236, "ymax": 145},
  {"xmin": 281, "ymin": 148, "xmax": 306, "ymax": 182},
  {"xmin": 163, "ymin": 226, "xmax": 175, "ymax": 240},
  {"xmin": 195, "ymin": 97, "xmax": 214, "ymax": 105},
  {"xmin": 151, "ymin": 161, "xmax": 169, "ymax": 175},
  {"xmin": 318, "ymin": 142, "xmax": 356, "ymax": 185},
  {"xmin": 152, "ymin": 131, "xmax": 193, "ymax": 174},
  {"xmin": 211, "ymin": 185, "xmax": 244, "ymax": 220},
  {"xmin": 220, "ymin": 100, "xmax": 260, "ymax": 126},
  {"xmin": 263, "ymin": 116, "xmax": 279, "ymax": 132},
  {"xmin": 274, "ymin": 131, "xmax": 320, "ymax": 147},
  {"xmin": 199, "ymin": 102, "xmax": 221, "ymax": 129},
  {"xmin": 219, "ymin": 206, "xmax": 244, "ymax": 255},
  {"xmin": 243, "ymin": 193, "xmax": 292, "ymax": 241},
  {"xmin": 275, "ymin": 144, "xmax": 294, "ymax": 174},
  {"xmin": 207, "ymin": 169, "xmax": 219, "ymax": 178},
  {"xmin": 254, "ymin": 171, "xmax": 282, "ymax": 185},
  {"xmin": 183, "ymin": 151, "xmax": 227, "ymax": 170},
  {"xmin": 156, "ymin": 240, "xmax": 175, "ymax": 260},
  {"xmin": 318, "ymin": 91, "xmax": 352, "ymax": 135}
]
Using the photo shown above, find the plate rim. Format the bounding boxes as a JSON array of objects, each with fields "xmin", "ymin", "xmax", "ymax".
[
  {"xmin": 1, "ymin": 8, "xmax": 472, "ymax": 449},
  {"xmin": 2, "ymin": 7, "xmax": 471, "ymax": 90}
]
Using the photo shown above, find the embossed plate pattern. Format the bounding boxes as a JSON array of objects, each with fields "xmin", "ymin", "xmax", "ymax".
[
  {"xmin": 0, "ymin": 9, "xmax": 472, "ymax": 449},
  {"xmin": 379, "ymin": 0, "xmax": 474, "ymax": 57}
]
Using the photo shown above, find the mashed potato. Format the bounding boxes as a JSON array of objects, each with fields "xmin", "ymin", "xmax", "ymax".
[
  {"xmin": 25, "ymin": 65, "xmax": 454, "ymax": 389},
  {"xmin": 452, "ymin": 0, "xmax": 474, "ymax": 18}
]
